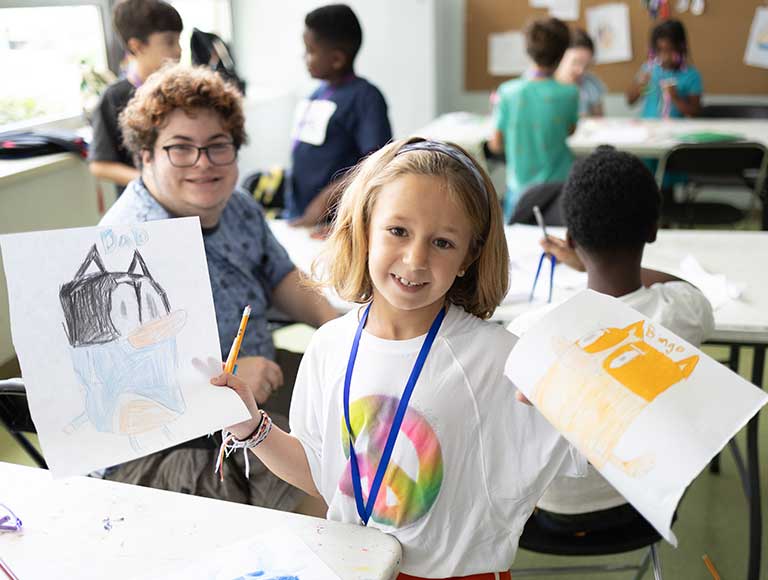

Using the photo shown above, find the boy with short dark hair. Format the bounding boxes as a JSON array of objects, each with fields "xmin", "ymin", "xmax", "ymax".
[
  {"xmin": 510, "ymin": 146, "xmax": 714, "ymax": 532},
  {"xmin": 488, "ymin": 17, "xmax": 578, "ymax": 222},
  {"xmin": 88, "ymin": 0, "xmax": 182, "ymax": 193},
  {"xmin": 288, "ymin": 3, "xmax": 392, "ymax": 225}
]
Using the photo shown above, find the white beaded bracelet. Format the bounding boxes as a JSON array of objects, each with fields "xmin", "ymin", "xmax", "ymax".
[{"xmin": 215, "ymin": 410, "xmax": 273, "ymax": 480}]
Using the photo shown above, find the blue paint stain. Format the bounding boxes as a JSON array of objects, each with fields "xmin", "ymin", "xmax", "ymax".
[
  {"xmin": 232, "ymin": 571, "xmax": 264, "ymax": 580},
  {"xmin": 231, "ymin": 570, "xmax": 299, "ymax": 580}
]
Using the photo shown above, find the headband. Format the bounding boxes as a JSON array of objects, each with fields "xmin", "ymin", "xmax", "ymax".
[{"xmin": 396, "ymin": 140, "xmax": 490, "ymax": 201}]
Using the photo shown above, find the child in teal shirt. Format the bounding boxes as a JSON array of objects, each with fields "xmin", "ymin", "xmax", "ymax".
[
  {"xmin": 489, "ymin": 17, "xmax": 578, "ymax": 222},
  {"xmin": 626, "ymin": 19, "xmax": 702, "ymax": 119}
]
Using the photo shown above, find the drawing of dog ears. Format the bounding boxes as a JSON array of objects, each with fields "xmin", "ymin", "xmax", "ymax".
[
  {"xmin": 127, "ymin": 249, "xmax": 152, "ymax": 279},
  {"xmin": 73, "ymin": 244, "xmax": 106, "ymax": 279},
  {"xmin": 676, "ymin": 355, "xmax": 699, "ymax": 379}
]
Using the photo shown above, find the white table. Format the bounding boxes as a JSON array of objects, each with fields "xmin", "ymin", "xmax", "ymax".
[
  {"xmin": 413, "ymin": 113, "xmax": 768, "ymax": 161},
  {"xmin": 271, "ymin": 220, "xmax": 768, "ymax": 340},
  {"xmin": 0, "ymin": 462, "xmax": 401, "ymax": 580}
]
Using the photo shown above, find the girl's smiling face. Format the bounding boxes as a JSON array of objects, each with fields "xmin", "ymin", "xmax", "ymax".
[{"xmin": 366, "ymin": 173, "xmax": 474, "ymax": 326}]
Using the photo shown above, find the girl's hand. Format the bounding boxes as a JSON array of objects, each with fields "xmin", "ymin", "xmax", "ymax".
[
  {"xmin": 211, "ymin": 372, "xmax": 262, "ymax": 440},
  {"xmin": 540, "ymin": 236, "xmax": 585, "ymax": 272}
]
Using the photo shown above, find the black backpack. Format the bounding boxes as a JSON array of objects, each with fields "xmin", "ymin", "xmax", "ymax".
[
  {"xmin": 0, "ymin": 130, "xmax": 87, "ymax": 160},
  {"xmin": 191, "ymin": 28, "xmax": 246, "ymax": 95}
]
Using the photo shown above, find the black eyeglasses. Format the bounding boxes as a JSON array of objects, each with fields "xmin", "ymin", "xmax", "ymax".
[{"xmin": 161, "ymin": 142, "xmax": 237, "ymax": 168}]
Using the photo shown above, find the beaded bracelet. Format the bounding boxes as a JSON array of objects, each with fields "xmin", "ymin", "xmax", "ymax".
[{"xmin": 215, "ymin": 409, "xmax": 273, "ymax": 481}]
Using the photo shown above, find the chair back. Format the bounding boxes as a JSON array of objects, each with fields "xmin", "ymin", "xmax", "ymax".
[
  {"xmin": 0, "ymin": 378, "xmax": 47, "ymax": 468},
  {"xmin": 700, "ymin": 104, "xmax": 768, "ymax": 119},
  {"xmin": 656, "ymin": 142, "xmax": 768, "ymax": 199},
  {"xmin": 510, "ymin": 181, "xmax": 565, "ymax": 226}
]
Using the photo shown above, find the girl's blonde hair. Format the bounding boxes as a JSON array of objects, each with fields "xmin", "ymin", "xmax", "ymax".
[{"xmin": 312, "ymin": 137, "xmax": 509, "ymax": 319}]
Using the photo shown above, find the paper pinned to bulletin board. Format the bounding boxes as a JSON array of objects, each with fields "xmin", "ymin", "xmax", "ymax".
[
  {"xmin": 744, "ymin": 6, "xmax": 768, "ymax": 69},
  {"xmin": 488, "ymin": 31, "xmax": 528, "ymax": 75},
  {"xmin": 505, "ymin": 290, "xmax": 768, "ymax": 544},
  {"xmin": 548, "ymin": 0, "xmax": 580, "ymax": 21},
  {"xmin": 0, "ymin": 217, "xmax": 250, "ymax": 477},
  {"xmin": 585, "ymin": 2, "xmax": 633, "ymax": 64}
]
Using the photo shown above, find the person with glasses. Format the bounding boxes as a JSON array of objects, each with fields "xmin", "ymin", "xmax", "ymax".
[{"xmin": 99, "ymin": 64, "xmax": 337, "ymax": 516}]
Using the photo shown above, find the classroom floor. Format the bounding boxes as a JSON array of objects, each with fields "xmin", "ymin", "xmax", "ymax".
[{"xmin": 3, "ymin": 329, "xmax": 766, "ymax": 580}]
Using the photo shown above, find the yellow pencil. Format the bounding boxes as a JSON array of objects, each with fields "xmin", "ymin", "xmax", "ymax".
[
  {"xmin": 702, "ymin": 554, "xmax": 721, "ymax": 580},
  {"xmin": 224, "ymin": 305, "xmax": 251, "ymax": 374}
]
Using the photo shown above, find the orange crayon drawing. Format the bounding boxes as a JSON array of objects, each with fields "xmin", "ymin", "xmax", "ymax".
[{"xmin": 533, "ymin": 320, "xmax": 699, "ymax": 476}]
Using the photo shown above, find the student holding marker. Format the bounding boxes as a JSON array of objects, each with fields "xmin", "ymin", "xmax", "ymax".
[{"xmin": 99, "ymin": 64, "xmax": 337, "ymax": 515}]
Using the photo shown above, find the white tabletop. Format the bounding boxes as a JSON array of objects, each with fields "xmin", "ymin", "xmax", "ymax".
[
  {"xmin": 270, "ymin": 220, "xmax": 768, "ymax": 344},
  {"xmin": 0, "ymin": 462, "xmax": 401, "ymax": 580},
  {"xmin": 412, "ymin": 113, "xmax": 768, "ymax": 160}
]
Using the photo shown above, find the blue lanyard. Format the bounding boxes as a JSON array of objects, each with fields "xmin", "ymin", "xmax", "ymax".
[{"xmin": 342, "ymin": 302, "xmax": 446, "ymax": 525}]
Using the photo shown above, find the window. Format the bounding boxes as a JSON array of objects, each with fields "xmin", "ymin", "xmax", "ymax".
[
  {"xmin": 1, "ymin": 0, "xmax": 233, "ymax": 130},
  {"xmin": 169, "ymin": 0, "xmax": 232, "ymax": 65},
  {"xmin": 1, "ymin": 3, "xmax": 110, "ymax": 127}
]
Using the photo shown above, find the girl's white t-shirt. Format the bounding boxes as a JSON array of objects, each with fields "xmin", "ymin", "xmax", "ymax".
[{"xmin": 290, "ymin": 304, "xmax": 583, "ymax": 577}]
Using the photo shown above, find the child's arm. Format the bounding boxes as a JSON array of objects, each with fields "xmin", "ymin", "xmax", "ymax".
[
  {"xmin": 89, "ymin": 160, "xmax": 140, "ymax": 186},
  {"xmin": 663, "ymin": 85, "xmax": 701, "ymax": 117},
  {"xmin": 211, "ymin": 372, "xmax": 322, "ymax": 497},
  {"xmin": 487, "ymin": 130, "xmax": 505, "ymax": 155},
  {"xmin": 626, "ymin": 70, "xmax": 650, "ymax": 105}
]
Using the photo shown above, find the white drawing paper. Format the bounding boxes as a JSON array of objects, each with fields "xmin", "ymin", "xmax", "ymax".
[
  {"xmin": 505, "ymin": 290, "xmax": 768, "ymax": 544},
  {"xmin": 0, "ymin": 217, "xmax": 250, "ymax": 477},
  {"xmin": 586, "ymin": 3, "xmax": 633, "ymax": 64},
  {"xmin": 744, "ymin": 7, "xmax": 768, "ymax": 69},
  {"xmin": 488, "ymin": 31, "xmax": 528, "ymax": 76},
  {"xmin": 548, "ymin": 0, "xmax": 580, "ymax": 21},
  {"xmin": 144, "ymin": 529, "xmax": 341, "ymax": 580}
]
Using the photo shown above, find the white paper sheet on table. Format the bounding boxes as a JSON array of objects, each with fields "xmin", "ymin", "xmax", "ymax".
[
  {"xmin": 586, "ymin": 3, "xmax": 632, "ymax": 64},
  {"xmin": 0, "ymin": 217, "xmax": 249, "ymax": 477},
  {"xmin": 488, "ymin": 31, "xmax": 528, "ymax": 76},
  {"xmin": 744, "ymin": 7, "xmax": 768, "ymax": 69},
  {"xmin": 679, "ymin": 254, "xmax": 745, "ymax": 310},
  {"xmin": 505, "ymin": 290, "xmax": 768, "ymax": 544},
  {"xmin": 143, "ymin": 529, "xmax": 341, "ymax": 580}
]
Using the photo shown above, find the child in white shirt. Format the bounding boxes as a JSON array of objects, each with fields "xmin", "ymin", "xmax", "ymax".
[
  {"xmin": 510, "ymin": 146, "xmax": 714, "ymax": 532},
  {"xmin": 212, "ymin": 138, "xmax": 584, "ymax": 578}
]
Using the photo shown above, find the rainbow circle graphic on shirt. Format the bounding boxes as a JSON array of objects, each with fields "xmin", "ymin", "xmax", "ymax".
[{"xmin": 339, "ymin": 394, "xmax": 443, "ymax": 528}]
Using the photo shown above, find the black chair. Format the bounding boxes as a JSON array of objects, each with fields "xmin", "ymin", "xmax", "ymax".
[
  {"xmin": 655, "ymin": 142, "xmax": 768, "ymax": 228},
  {"xmin": 700, "ymin": 104, "xmax": 768, "ymax": 119},
  {"xmin": 0, "ymin": 378, "xmax": 47, "ymax": 468},
  {"xmin": 510, "ymin": 182, "xmax": 566, "ymax": 226},
  {"xmin": 513, "ymin": 508, "xmax": 663, "ymax": 579}
]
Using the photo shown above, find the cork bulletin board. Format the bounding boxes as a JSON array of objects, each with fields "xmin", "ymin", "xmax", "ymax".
[{"xmin": 466, "ymin": 0, "xmax": 768, "ymax": 94}]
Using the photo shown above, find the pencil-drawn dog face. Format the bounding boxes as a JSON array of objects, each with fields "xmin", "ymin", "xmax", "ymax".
[{"xmin": 60, "ymin": 245, "xmax": 186, "ymax": 440}]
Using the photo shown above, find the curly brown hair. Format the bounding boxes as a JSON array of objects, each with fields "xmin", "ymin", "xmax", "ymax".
[{"xmin": 119, "ymin": 64, "xmax": 247, "ymax": 164}]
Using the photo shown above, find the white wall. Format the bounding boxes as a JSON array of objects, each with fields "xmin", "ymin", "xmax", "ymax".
[{"xmin": 230, "ymin": 0, "xmax": 437, "ymax": 172}]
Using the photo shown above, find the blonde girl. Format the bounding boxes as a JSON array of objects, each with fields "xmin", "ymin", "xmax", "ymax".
[{"xmin": 212, "ymin": 138, "xmax": 581, "ymax": 579}]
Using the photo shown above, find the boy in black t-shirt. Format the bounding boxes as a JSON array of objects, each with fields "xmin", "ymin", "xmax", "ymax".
[{"xmin": 88, "ymin": 0, "xmax": 182, "ymax": 194}]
